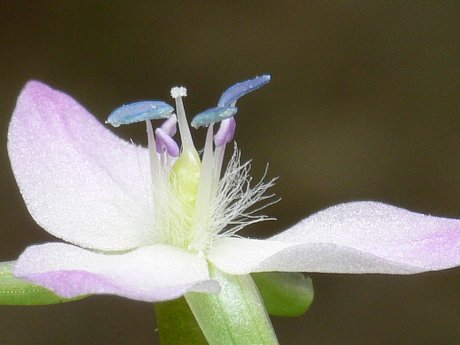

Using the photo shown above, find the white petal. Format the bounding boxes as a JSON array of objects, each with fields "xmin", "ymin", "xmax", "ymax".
[
  {"xmin": 8, "ymin": 81, "xmax": 155, "ymax": 250},
  {"xmin": 15, "ymin": 243, "xmax": 219, "ymax": 302},
  {"xmin": 209, "ymin": 202, "xmax": 460, "ymax": 274}
]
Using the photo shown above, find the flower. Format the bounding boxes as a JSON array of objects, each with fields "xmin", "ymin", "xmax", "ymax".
[{"xmin": 8, "ymin": 78, "xmax": 460, "ymax": 302}]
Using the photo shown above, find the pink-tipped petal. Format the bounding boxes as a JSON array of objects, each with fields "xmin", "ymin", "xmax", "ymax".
[
  {"xmin": 8, "ymin": 81, "xmax": 154, "ymax": 251},
  {"xmin": 15, "ymin": 243, "xmax": 219, "ymax": 302},
  {"xmin": 209, "ymin": 202, "xmax": 460, "ymax": 274}
]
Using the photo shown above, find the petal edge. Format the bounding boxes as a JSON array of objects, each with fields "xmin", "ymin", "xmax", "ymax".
[
  {"xmin": 210, "ymin": 202, "xmax": 460, "ymax": 274},
  {"xmin": 15, "ymin": 243, "xmax": 219, "ymax": 302},
  {"xmin": 8, "ymin": 81, "xmax": 154, "ymax": 250}
]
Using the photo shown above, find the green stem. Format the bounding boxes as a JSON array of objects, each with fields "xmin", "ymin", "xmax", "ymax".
[{"xmin": 185, "ymin": 264, "xmax": 279, "ymax": 345}]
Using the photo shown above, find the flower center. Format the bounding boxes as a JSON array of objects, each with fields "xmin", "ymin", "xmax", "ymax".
[{"xmin": 106, "ymin": 76, "xmax": 275, "ymax": 253}]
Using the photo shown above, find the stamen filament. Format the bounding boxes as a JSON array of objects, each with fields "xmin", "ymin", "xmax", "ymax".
[
  {"xmin": 191, "ymin": 125, "xmax": 215, "ymax": 250},
  {"xmin": 213, "ymin": 145, "xmax": 226, "ymax": 188},
  {"xmin": 146, "ymin": 120, "xmax": 160, "ymax": 179}
]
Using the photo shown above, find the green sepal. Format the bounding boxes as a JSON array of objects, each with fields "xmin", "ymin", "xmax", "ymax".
[
  {"xmin": 155, "ymin": 297, "xmax": 208, "ymax": 345},
  {"xmin": 0, "ymin": 261, "xmax": 86, "ymax": 305},
  {"xmin": 252, "ymin": 272, "xmax": 314, "ymax": 317}
]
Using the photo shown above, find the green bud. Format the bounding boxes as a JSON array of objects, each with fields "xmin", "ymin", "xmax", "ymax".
[
  {"xmin": 0, "ymin": 261, "xmax": 86, "ymax": 305},
  {"xmin": 252, "ymin": 272, "xmax": 314, "ymax": 317}
]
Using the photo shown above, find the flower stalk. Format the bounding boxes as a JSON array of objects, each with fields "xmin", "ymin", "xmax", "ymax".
[{"xmin": 185, "ymin": 263, "xmax": 279, "ymax": 345}]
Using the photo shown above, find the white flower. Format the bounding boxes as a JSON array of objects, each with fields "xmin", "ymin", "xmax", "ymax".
[{"xmin": 8, "ymin": 78, "xmax": 460, "ymax": 302}]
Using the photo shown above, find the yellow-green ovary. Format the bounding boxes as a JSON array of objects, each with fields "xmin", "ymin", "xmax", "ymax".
[{"xmin": 170, "ymin": 148, "xmax": 202, "ymax": 242}]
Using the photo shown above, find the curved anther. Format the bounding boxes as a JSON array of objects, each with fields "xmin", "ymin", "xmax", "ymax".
[
  {"xmin": 106, "ymin": 101, "xmax": 173, "ymax": 127},
  {"xmin": 155, "ymin": 127, "xmax": 180, "ymax": 157},
  {"xmin": 160, "ymin": 114, "xmax": 178, "ymax": 136},
  {"xmin": 214, "ymin": 117, "xmax": 236, "ymax": 146},
  {"xmin": 191, "ymin": 106, "xmax": 237, "ymax": 129},
  {"xmin": 217, "ymin": 75, "xmax": 271, "ymax": 107}
]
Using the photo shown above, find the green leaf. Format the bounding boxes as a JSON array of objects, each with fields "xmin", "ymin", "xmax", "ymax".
[
  {"xmin": 155, "ymin": 297, "xmax": 208, "ymax": 345},
  {"xmin": 252, "ymin": 272, "xmax": 314, "ymax": 317},
  {"xmin": 0, "ymin": 261, "xmax": 86, "ymax": 305}
]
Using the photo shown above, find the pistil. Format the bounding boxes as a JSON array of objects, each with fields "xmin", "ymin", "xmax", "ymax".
[
  {"xmin": 169, "ymin": 87, "xmax": 203, "ymax": 249},
  {"xmin": 171, "ymin": 87, "xmax": 195, "ymax": 152}
]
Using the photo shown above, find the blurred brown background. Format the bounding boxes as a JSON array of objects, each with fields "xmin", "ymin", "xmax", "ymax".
[{"xmin": 0, "ymin": 1, "xmax": 459, "ymax": 344}]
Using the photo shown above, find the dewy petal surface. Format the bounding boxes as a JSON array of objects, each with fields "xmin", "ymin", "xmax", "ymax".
[
  {"xmin": 8, "ymin": 81, "xmax": 154, "ymax": 251},
  {"xmin": 210, "ymin": 202, "xmax": 460, "ymax": 274},
  {"xmin": 15, "ymin": 243, "xmax": 218, "ymax": 302}
]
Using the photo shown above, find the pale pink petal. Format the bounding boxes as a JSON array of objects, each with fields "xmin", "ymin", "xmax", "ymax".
[
  {"xmin": 209, "ymin": 202, "xmax": 460, "ymax": 274},
  {"xmin": 15, "ymin": 243, "xmax": 219, "ymax": 302},
  {"xmin": 8, "ymin": 81, "xmax": 155, "ymax": 250}
]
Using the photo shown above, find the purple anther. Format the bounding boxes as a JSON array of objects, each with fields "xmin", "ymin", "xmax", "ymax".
[
  {"xmin": 160, "ymin": 114, "xmax": 178, "ymax": 136},
  {"xmin": 155, "ymin": 127, "xmax": 180, "ymax": 157},
  {"xmin": 214, "ymin": 117, "xmax": 236, "ymax": 146}
]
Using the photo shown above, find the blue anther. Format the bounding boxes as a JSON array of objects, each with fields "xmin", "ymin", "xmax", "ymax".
[
  {"xmin": 106, "ymin": 101, "xmax": 174, "ymax": 127},
  {"xmin": 191, "ymin": 106, "xmax": 238, "ymax": 129},
  {"xmin": 217, "ymin": 75, "xmax": 271, "ymax": 107}
]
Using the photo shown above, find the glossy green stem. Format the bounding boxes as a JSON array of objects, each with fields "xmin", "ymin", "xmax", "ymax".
[{"xmin": 185, "ymin": 264, "xmax": 279, "ymax": 345}]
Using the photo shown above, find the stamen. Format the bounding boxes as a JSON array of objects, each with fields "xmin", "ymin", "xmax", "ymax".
[
  {"xmin": 106, "ymin": 101, "xmax": 173, "ymax": 127},
  {"xmin": 170, "ymin": 87, "xmax": 195, "ymax": 151},
  {"xmin": 213, "ymin": 118, "xmax": 236, "ymax": 188},
  {"xmin": 160, "ymin": 114, "xmax": 178, "ymax": 136},
  {"xmin": 191, "ymin": 125, "xmax": 215, "ymax": 250},
  {"xmin": 145, "ymin": 120, "xmax": 160, "ymax": 181},
  {"xmin": 214, "ymin": 117, "xmax": 236, "ymax": 146},
  {"xmin": 191, "ymin": 106, "xmax": 237, "ymax": 129},
  {"xmin": 210, "ymin": 146, "xmax": 278, "ymax": 239},
  {"xmin": 217, "ymin": 75, "xmax": 271, "ymax": 107},
  {"xmin": 155, "ymin": 127, "xmax": 180, "ymax": 157}
]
